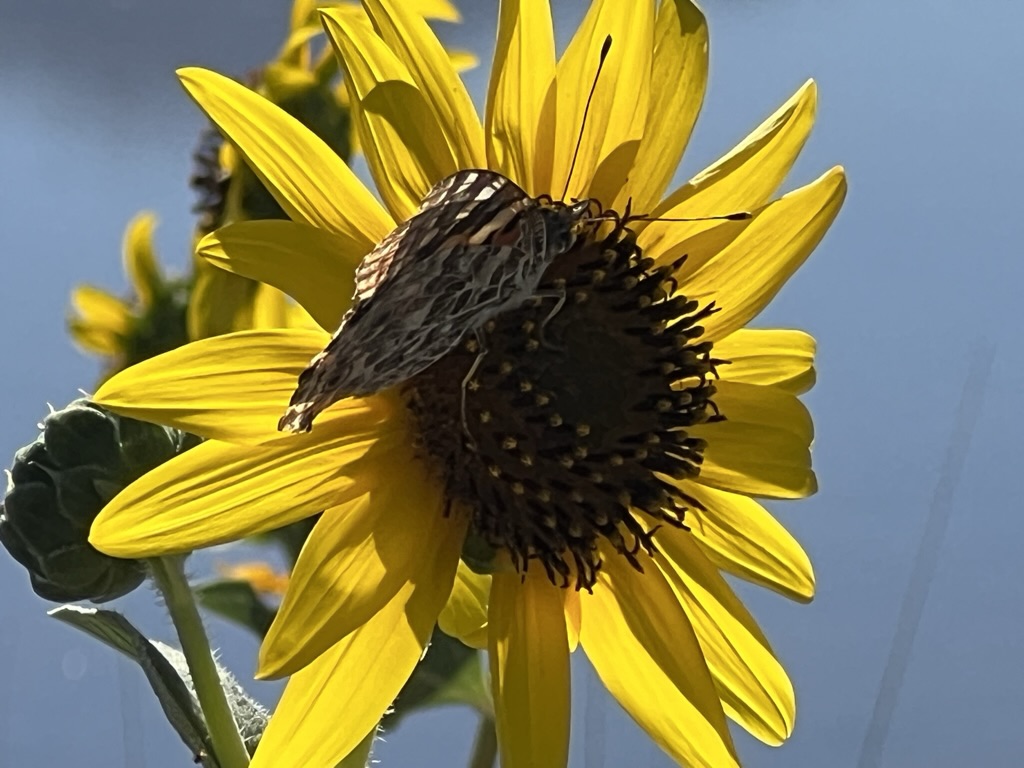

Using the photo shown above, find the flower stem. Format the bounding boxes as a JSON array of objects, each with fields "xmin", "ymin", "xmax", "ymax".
[
  {"xmin": 468, "ymin": 715, "xmax": 497, "ymax": 768},
  {"xmin": 149, "ymin": 555, "xmax": 250, "ymax": 768}
]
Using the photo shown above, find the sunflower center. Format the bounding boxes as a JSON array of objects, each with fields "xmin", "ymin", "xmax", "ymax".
[{"xmin": 404, "ymin": 223, "xmax": 723, "ymax": 590}]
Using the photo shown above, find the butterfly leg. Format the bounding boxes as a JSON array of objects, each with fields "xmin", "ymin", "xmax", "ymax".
[
  {"xmin": 461, "ymin": 327, "xmax": 488, "ymax": 449},
  {"xmin": 533, "ymin": 286, "xmax": 568, "ymax": 350}
]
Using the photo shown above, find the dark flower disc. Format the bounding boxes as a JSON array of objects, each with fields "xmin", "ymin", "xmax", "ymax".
[{"xmin": 406, "ymin": 223, "xmax": 724, "ymax": 590}]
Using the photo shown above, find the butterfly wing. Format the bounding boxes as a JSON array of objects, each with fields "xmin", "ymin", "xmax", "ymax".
[{"xmin": 278, "ymin": 170, "xmax": 535, "ymax": 433}]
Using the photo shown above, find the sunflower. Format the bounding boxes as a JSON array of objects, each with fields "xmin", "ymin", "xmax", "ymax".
[
  {"xmin": 90, "ymin": 1, "xmax": 845, "ymax": 766},
  {"xmin": 68, "ymin": 213, "xmax": 191, "ymax": 379},
  {"xmin": 188, "ymin": 0, "xmax": 467, "ymax": 341}
]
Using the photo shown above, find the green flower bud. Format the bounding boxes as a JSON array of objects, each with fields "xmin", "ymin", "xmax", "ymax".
[{"xmin": 0, "ymin": 399, "xmax": 199, "ymax": 602}]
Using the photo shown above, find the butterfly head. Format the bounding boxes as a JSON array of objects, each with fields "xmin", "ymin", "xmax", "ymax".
[{"xmin": 535, "ymin": 196, "xmax": 601, "ymax": 256}]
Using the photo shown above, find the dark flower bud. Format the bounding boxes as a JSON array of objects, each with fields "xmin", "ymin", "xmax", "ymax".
[{"xmin": 0, "ymin": 399, "xmax": 199, "ymax": 602}]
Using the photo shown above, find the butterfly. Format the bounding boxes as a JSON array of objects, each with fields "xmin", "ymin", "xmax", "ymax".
[{"xmin": 278, "ymin": 169, "xmax": 596, "ymax": 433}]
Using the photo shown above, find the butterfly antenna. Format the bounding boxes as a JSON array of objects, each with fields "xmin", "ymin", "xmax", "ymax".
[
  {"xmin": 626, "ymin": 211, "xmax": 753, "ymax": 223},
  {"xmin": 586, "ymin": 207, "xmax": 751, "ymax": 227},
  {"xmin": 560, "ymin": 35, "xmax": 613, "ymax": 202}
]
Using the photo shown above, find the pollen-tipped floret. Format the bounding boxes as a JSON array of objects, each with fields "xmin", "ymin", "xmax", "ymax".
[{"xmin": 406, "ymin": 222, "xmax": 722, "ymax": 590}]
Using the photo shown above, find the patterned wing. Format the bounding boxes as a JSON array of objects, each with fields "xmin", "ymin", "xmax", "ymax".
[
  {"xmin": 278, "ymin": 170, "xmax": 534, "ymax": 433},
  {"xmin": 350, "ymin": 170, "xmax": 531, "ymax": 313}
]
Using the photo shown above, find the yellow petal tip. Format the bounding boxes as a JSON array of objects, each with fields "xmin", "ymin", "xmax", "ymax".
[
  {"xmin": 254, "ymin": 661, "xmax": 289, "ymax": 681},
  {"xmin": 86, "ymin": 527, "xmax": 108, "ymax": 552},
  {"xmin": 316, "ymin": 6, "xmax": 347, "ymax": 25},
  {"xmin": 784, "ymin": 570, "xmax": 816, "ymax": 604},
  {"xmin": 256, "ymin": 642, "xmax": 293, "ymax": 681},
  {"xmin": 823, "ymin": 164, "xmax": 848, "ymax": 187},
  {"xmin": 194, "ymin": 230, "xmax": 219, "ymax": 258},
  {"xmin": 793, "ymin": 588, "xmax": 815, "ymax": 604},
  {"xmin": 792, "ymin": 558, "xmax": 817, "ymax": 603},
  {"xmin": 88, "ymin": 521, "xmax": 131, "ymax": 559},
  {"xmin": 176, "ymin": 66, "xmax": 206, "ymax": 83},
  {"xmin": 254, "ymin": 656, "xmax": 278, "ymax": 681}
]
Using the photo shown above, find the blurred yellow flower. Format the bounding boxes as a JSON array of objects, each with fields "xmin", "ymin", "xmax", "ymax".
[
  {"xmin": 68, "ymin": 213, "xmax": 190, "ymax": 380},
  {"xmin": 188, "ymin": 0, "xmax": 470, "ymax": 341},
  {"xmin": 71, "ymin": 3, "xmax": 468, "ymax": 370},
  {"xmin": 91, "ymin": 1, "xmax": 845, "ymax": 766}
]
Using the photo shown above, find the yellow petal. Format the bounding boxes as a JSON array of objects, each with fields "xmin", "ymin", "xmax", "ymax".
[
  {"xmin": 273, "ymin": 27, "xmax": 318, "ymax": 72},
  {"xmin": 552, "ymin": 0, "xmax": 654, "ymax": 203},
  {"xmin": 198, "ymin": 220, "xmax": 358, "ymax": 332},
  {"xmin": 714, "ymin": 328, "xmax": 816, "ymax": 394},
  {"xmin": 639, "ymin": 79, "xmax": 819, "ymax": 259},
  {"xmin": 285, "ymin": 299, "xmax": 320, "ymax": 331},
  {"xmin": 404, "ymin": 0, "xmax": 462, "ymax": 21},
  {"xmin": 249, "ymin": 283, "xmax": 292, "ymax": 329},
  {"xmin": 445, "ymin": 560, "xmax": 582, "ymax": 652},
  {"xmin": 692, "ymin": 380, "xmax": 816, "ymax": 499},
  {"xmin": 654, "ymin": 534, "xmax": 795, "ymax": 744},
  {"xmin": 68, "ymin": 321, "xmax": 121, "ymax": 357},
  {"xmin": 680, "ymin": 482, "xmax": 815, "ymax": 602},
  {"xmin": 438, "ymin": 561, "xmax": 491, "ymax": 650},
  {"xmin": 260, "ymin": 444, "xmax": 455, "ymax": 677},
  {"xmin": 178, "ymin": 67, "xmax": 391, "ymax": 246},
  {"xmin": 320, "ymin": 7, "xmax": 458, "ymax": 219},
  {"xmin": 93, "ymin": 329, "xmax": 330, "ymax": 444},
  {"xmin": 615, "ymin": 0, "xmax": 708, "ymax": 213},
  {"xmin": 122, "ymin": 212, "xmax": 161, "ymax": 308},
  {"xmin": 447, "ymin": 49, "xmax": 479, "ymax": 73},
  {"xmin": 187, "ymin": 262, "xmax": 260, "ymax": 340},
  {"xmin": 69, "ymin": 286, "xmax": 130, "ymax": 338},
  {"xmin": 685, "ymin": 167, "xmax": 847, "ymax": 342},
  {"xmin": 489, "ymin": 569, "xmax": 571, "ymax": 768},
  {"xmin": 564, "ymin": 588, "xmax": 582, "ymax": 652},
  {"xmin": 581, "ymin": 551, "xmax": 738, "ymax": 768},
  {"xmin": 485, "ymin": 0, "xmax": 555, "ymax": 192},
  {"xmin": 250, "ymin": 520, "xmax": 463, "ymax": 768},
  {"xmin": 289, "ymin": 0, "xmax": 318, "ymax": 34},
  {"xmin": 90, "ymin": 399, "xmax": 396, "ymax": 557},
  {"xmin": 361, "ymin": 0, "xmax": 485, "ymax": 168}
]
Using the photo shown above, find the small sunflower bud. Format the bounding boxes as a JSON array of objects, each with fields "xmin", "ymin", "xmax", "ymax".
[{"xmin": 0, "ymin": 399, "xmax": 199, "ymax": 602}]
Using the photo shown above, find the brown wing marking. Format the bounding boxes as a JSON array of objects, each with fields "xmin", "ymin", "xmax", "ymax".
[
  {"xmin": 278, "ymin": 216, "xmax": 421, "ymax": 433},
  {"xmin": 278, "ymin": 170, "xmax": 533, "ymax": 433},
  {"xmin": 277, "ymin": 319, "xmax": 361, "ymax": 433}
]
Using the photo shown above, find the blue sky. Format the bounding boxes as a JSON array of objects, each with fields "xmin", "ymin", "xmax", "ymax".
[{"xmin": 2, "ymin": 1, "xmax": 1022, "ymax": 766}]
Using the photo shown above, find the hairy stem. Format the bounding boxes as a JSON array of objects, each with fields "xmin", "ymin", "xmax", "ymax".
[{"xmin": 149, "ymin": 555, "xmax": 250, "ymax": 768}]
